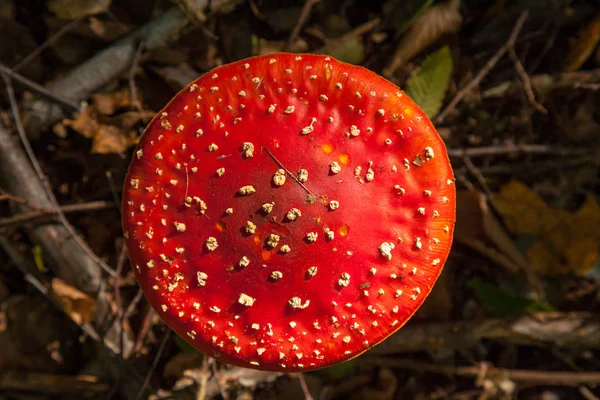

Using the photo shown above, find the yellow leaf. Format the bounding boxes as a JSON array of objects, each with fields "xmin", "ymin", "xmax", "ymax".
[{"xmin": 563, "ymin": 13, "xmax": 600, "ymax": 72}]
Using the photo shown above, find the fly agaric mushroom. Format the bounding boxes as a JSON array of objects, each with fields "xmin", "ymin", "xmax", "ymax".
[{"xmin": 122, "ymin": 53, "xmax": 456, "ymax": 372}]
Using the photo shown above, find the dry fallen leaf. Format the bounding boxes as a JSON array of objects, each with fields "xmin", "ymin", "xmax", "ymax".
[
  {"xmin": 62, "ymin": 105, "xmax": 150, "ymax": 154},
  {"xmin": 455, "ymin": 189, "xmax": 530, "ymax": 274},
  {"xmin": 50, "ymin": 278, "xmax": 97, "ymax": 325},
  {"xmin": 563, "ymin": 13, "xmax": 600, "ymax": 72},
  {"xmin": 48, "ymin": 0, "xmax": 111, "ymax": 20},
  {"xmin": 383, "ymin": 0, "xmax": 462, "ymax": 77},
  {"xmin": 455, "ymin": 189, "xmax": 543, "ymax": 296},
  {"xmin": 494, "ymin": 180, "xmax": 600, "ymax": 276},
  {"xmin": 92, "ymin": 88, "xmax": 133, "ymax": 115}
]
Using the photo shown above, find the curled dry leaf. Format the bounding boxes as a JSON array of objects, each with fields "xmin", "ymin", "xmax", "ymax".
[
  {"xmin": 383, "ymin": 0, "xmax": 462, "ymax": 77},
  {"xmin": 92, "ymin": 88, "xmax": 133, "ymax": 115},
  {"xmin": 494, "ymin": 180, "xmax": 600, "ymax": 277},
  {"xmin": 50, "ymin": 278, "xmax": 97, "ymax": 325},
  {"xmin": 455, "ymin": 189, "xmax": 529, "ymax": 274},
  {"xmin": 62, "ymin": 106, "xmax": 152, "ymax": 154}
]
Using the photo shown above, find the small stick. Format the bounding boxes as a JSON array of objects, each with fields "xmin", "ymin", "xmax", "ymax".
[
  {"xmin": 129, "ymin": 40, "xmax": 146, "ymax": 112},
  {"xmin": 436, "ymin": 11, "xmax": 529, "ymax": 123},
  {"xmin": 0, "ymin": 200, "xmax": 114, "ymax": 229},
  {"xmin": 0, "ymin": 189, "xmax": 41, "ymax": 210},
  {"xmin": 284, "ymin": 0, "xmax": 320, "ymax": 51},
  {"xmin": 0, "ymin": 63, "xmax": 80, "ymax": 112},
  {"xmin": 364, "ymin": 358, "xmax": 600, "ymax": 386},
  {"xmin": 133, "ymin": 330, "xmax": 171, "ymax": 400},
  {"xmin": 264, "ymin": 147, "xmax": 315, "ymax": 196},
  {"xmin": 508, "ymin": 47, "xmax": 547, "ymax": 114},
  {"xmin": 12, "ymin": 16, "xmax": 85, "ymax": 73},
  {"xmin": 447, "ymin": 144, "xmax": 588, "ymax": 159},
  {"xmin": 296, "ymin": 373, "xmax": 315, "ymax": 400},
  {"xmin": 1, "ymin": 72, "xmax": 116, "ymax": 277},
  {"xmin": 196, "ymin": 357, "xmax": 210, "ymax": 400},
  {"xmin": 210, "ymin": 359, "xmax": 229, "ymax": 400}
]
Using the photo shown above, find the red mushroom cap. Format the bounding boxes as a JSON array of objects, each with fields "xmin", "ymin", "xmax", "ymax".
[{"xmin": 122, "ymin": 53, "xmax": 455, "ymax": 372}]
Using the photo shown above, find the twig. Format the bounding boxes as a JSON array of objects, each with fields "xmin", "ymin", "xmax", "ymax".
[
  {"xmin": 210, "ymin": 359, "xmax": 229, "ymax": 400},
  {"xmin": 0, "ymin": 200, "xmax": 114, "ymax": 229},
  {"xmin": 461, "ymin": 156, "xmax": 494, "ymax": 200},
  {"xmin": 196, "ymin": 357, "xmax": 210, "ymax": 400},
  {"xmin": 508, "ymin": 47, "xmax": 547, "ymax": 114},
  {"xmin": 0, "ymin": 236, "xmax": 102, "ymax": 342},
  {"xmin": 284, "ymin": 0, "xmax": 320, "ymax": 51},
  {"xmin": 1, "ymin": 72, "xmax": 116, "ymax": 277},
  {"xmin": 0, "ymin": 63, "xmax": 80, "ymax": 112},
  {"xmin": 436, "ymin": 11, "xmax": 529, "ymax": 123},
  {"xmin": 483, "ymin": 68, "xmax": 600, "ymax": 98},
  {"xmin": 0, "ymin": 190, "xmax": 41, "ymax": 210},
  {"xmin": 364, "ymin": 358, "xmax": 600, "ymax": 386},
  {"xmin": 579, "ymin": 386, "xmax": 600, "ymax": 400},
  {"xmin": 573, "ymin": 82, "xmax": 600, "ymax": 91},
  {"xmin": 115, "ymin": 243, "xmax": 128, "ymax": 358},
  {"xmin": 315, "ymin": 18, "xmax": 380, "ymax": 55},
  {"xmin": 134, "ymin": 330, "xmax": 172, "ymax": 400},
  {"xmin": 367, "ymin": 312, "xmax": 600, "ymax": 355},
  {"xmin": 447, "ymin": 144, "xmax": 590, "ymax": 159},
  {"xmin": 12, "ymin": 16, "xmax": 86, "ymax": 73},
  {"xmin": 22, "ymin": 7, "xmax": 190, "ymax": 137},
  {"xmin": 129, "ymin": 40, "xmax": 146, "ymax": 112},
  {"xmin": 297, "ymin": 373, "xmax": 315, "ymax": 400},
  {"xmin": 264, "ymin": 147, "xmax": 315, "ymax": 196}
]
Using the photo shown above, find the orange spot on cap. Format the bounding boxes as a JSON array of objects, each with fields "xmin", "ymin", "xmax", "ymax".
[
  {"xmin": 338, "ymin": 153, "xmax": 351, "ymax": 165},
  {"xmin": 216, "ymin": 222, "xmax": 226, "ymax": 232},
  {"xmin": 261, "ymin": 250, "xmax": 272, "ymax": 261},
  {"xmin": 322, "ymin": 143, "xmax": 334, "ymax": 154},
  {"xmin": 339, "ymin": 224, "xmax": 349, "ymax": 236}
]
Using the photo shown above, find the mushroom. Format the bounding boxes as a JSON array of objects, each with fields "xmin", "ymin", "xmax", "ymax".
[{"xmin": 122, "ymin": 53, "xmax": 456, "ymax": 372}]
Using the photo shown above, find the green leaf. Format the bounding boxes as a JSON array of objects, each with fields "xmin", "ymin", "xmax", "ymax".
[
  {"xmin": 318, "ymin": 357, "xmax": 359, "ymax": 379},
  {"xmin": 467, "ymin": 279, "xmax": 555, "ymax": 318},
  {"xmin": 405, "ymin": 45, "xmax": 453, "ymax": 119},
  {"xmin": 174, "ymin": 334, "xmax": 200, "ymax": 354}
]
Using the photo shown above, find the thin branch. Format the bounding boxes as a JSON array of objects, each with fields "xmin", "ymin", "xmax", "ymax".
[
  {"xmin": 134, "ymin": 330, "xmax": 172, "ymax": 400},
  {"xmin": 436, "ymin": 11, "xmax": 529, "ymax": 123},
  {"xmin": 364, "ymin": 358, "xmax": 600, "ymax": 386},
  {"xmin": 447, "ymin": 144, "xmax": 590, "ymax": 159},
  {"xmin": 12, "ymin": 16, "xmax": 86, "ymax": 73},
  {"xmin": 284, "ymin": 0, "xmax": 320, "ymax": 51},
  {"xmin": 0, "ymin": 63, "xmax": 80, "ymax": 112},
  {"xmin": 264, "ymin": 147, "xmax": 315, "ymax": 196},
  {"xmin": 1, "ymin": 72, "xmax": 116, "ymax": 277},
  {"xmin": 0, "ymin": 200, "xmax": 114, "ymax": 229},
  {"xmin": 508, "ymin": 47, "xmax": 548, "ymax": 114},
  {"xmin": 129, "ymin": 40, "xmax": 146, "ymax": 112},
  {"xmin": 0, "ymin": 236, "xmax": 102, "ymax": 342}
]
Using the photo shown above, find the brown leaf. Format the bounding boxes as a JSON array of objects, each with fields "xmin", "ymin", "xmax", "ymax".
[
  {"xmin": 50, "ymin": 278, "xmax": 96, "ymax": 325},
  {"xmin": 383, "ymin": 0, "xmax": 462, "ymax": 76},
  {"xmin": 494, "ymin": 180, "xmax": 600, "ymax": 277},
  {"xmin": 48, "ymin": 0, "xmax": 111, "ymax": 20},
  {"xmin": 563, "ymin": 13, "xmax": 600, "ymax": 72},
  {"xmin": 62, "ymin": 107, "xmax": 98, "ymax": 139},
  {"xmin": 63, "ymin": 105, "xmax": 144, "ymax": 154},
  {"xmin": 92, "ymin": 88, "xmax": 133, "ymax": 115},
  {"xmin": 91, "ymin": 125, "xmax": 137, "ymax": 154},
  {"xmin": 455, "ymin": 189, "xmax": 544, "ymax": 296}
]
